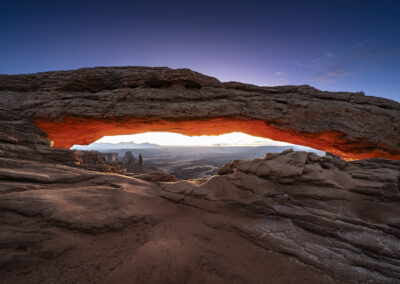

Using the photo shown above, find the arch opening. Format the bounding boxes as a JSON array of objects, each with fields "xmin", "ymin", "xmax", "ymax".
[
  {"xmin": 70, "ymin": 131, "xmax": 324, "ymax": 180},
  {"xmin": 33, "ymin": 116, "xmax": 399, "ymax": 161}
]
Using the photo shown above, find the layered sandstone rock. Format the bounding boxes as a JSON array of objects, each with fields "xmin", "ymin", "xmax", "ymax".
[
  {"xmin": 0, "ymin": 108, "xmax": 78, "ymax": 164},
  {"xmin": 102, "ymin": 152, "xmax": 119, "ymax": 164},
  {"xmin": 126, "ymin": 171, "xmax": 178, "ymax": 182},
  {"xmin": 74, "ymin": 150, "xmax": 125, "ymax": 173},
  {"xmin": 161, "ymin": 149, "xmax": 400, "ymax": 283},
  {"xmin": 0, "ymin": 67, "xmax": 399, "ymax": 160},
  {"xmin": 1, "ymin": 66, "xmax": 400, "ymax": 283},
  {"xmin": 121, "ymin": 151, "xmax": 148, "ymax": 173},
  {"xmin": 0, "ymin": 150, "xmax": 399, "ymax": 283}
]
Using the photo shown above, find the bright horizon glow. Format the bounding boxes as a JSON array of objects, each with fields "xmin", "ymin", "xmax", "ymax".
[{"xmin": 91, "ymin": 132, "xmax": 294, "ymax": 147}]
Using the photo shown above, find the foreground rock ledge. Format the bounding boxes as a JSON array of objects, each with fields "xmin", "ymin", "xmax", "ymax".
[
  {"xmin": 0, "ymin": 150, "xmax": 400, "ymax": 283},
  {"xmin": 0, "ymin": 66, "xmax": 399, "ymax": 160}
]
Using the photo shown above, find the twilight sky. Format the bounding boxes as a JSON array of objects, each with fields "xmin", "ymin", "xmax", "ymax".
[{"xmin": 1, "ymin": 0, "xmax": 399, "ymax": 101}]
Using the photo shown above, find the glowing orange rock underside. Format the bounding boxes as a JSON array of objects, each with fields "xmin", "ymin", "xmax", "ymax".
[{"xmin": 33, "ymin": 117, "xmax": 400, "ymax": 161}]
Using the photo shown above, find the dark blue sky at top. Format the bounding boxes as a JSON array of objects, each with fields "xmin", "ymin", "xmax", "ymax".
[{"xmin": 1, "ymin": 0, "xmax": 399, "ymax": 101}]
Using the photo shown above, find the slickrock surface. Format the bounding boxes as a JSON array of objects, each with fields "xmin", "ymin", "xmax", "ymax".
[
  {"xmin": 1, "ymin": 150, "xmax": 400, "ymax": 283},
  {"xmin": 0, "ymin": 66, "xmax": 399, "ymax": 160},
  {"xmin": 1, "ymin": 66, "xmax": 400, "ymax": 283}
]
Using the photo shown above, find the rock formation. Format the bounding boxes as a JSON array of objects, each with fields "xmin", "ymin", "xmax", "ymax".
[
  {"xmin": 0, "ymin": 108, "xmax": 78, "ymax": 164},
  {"xmin": 160, "ymin": 149, "xmax": 400, "ymax": 283},
  {"xmin": 75, "ymin": 150, "xmax": 125, "ymax": 173},
  {"xmin": 121, "ymin": 151, "xmax": 136, "ymax": 172},
  {"xmin": 121, "ymin": 151, "xmax": 147, "ymax": 173},
  {"xmin": 0, "ymin": 66, "xmax": 400, "ymax": 283},
  {"xmin": 102, "ymin": 152, "xmax": 119, "ymax": 164},
  {"xmin": 0, "ymin": 67, "xmax": 399, "ymax": 160},
  {"xmin": 138, "ymin": 153, "xmax": 143, "ymax": 168},
  {"xmin": 126, "ymin": 171, "xmax": 178, "ymax": 182},
  {"xmin": 0, "ymin": 149, "xmax": 399, "ymax": 283}
]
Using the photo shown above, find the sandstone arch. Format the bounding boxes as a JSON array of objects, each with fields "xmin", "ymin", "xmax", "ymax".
[{"xmin": 1, "ymin": 66, "xmax": 399, "ymax": 160}]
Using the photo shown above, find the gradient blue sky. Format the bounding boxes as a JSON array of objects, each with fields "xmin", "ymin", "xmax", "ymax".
[{"xmin": 1, "ymin": 0, "xmax": 399, "ymax": 101}]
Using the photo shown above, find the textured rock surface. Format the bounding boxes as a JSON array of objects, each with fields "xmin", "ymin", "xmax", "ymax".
[
  {"xmin": 102, "ymin": 152, "xmax": 119, "ymax": 164},
  {"xmin": 1, "ymin": 150, "xmax": 400, "ymax": 283},
  {"xmin": 0, "ymin": 108, "xmax": 78, "ymax": 164},
  {"xmin": 126, "ymin": 171, "xmax": 178, "ymax": 182},
  {"xmin": 179, "ymin": 150, "xmax": 400, "ymax": 283},
  {"xmin": 1, "ymin": 66, "xmax": 400, "ymax": 283},
  {"xmin": 0, "ymin": 66, "xmax": 399, "ymax": 160},
  {"xmin": 75, "ymin": 150, "xmax": 125, "ymax": 173}
]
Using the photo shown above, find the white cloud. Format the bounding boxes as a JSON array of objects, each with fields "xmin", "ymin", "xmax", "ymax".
[
  {"xmin": 275, "ymin": 71, "xmax": 284, "ymax": 76},
  {"xmin": 326, "ymin": 52, "xmax": 334, "ymax": 58}
]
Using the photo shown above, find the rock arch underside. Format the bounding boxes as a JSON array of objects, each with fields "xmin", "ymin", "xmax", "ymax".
[
  {"xmin": 0, "ymin": 66, "xmax": 399, "ymax": 160},
  {"xmin": 1, "ymin": 67, "xmax": 400, "ymax": 284}
]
